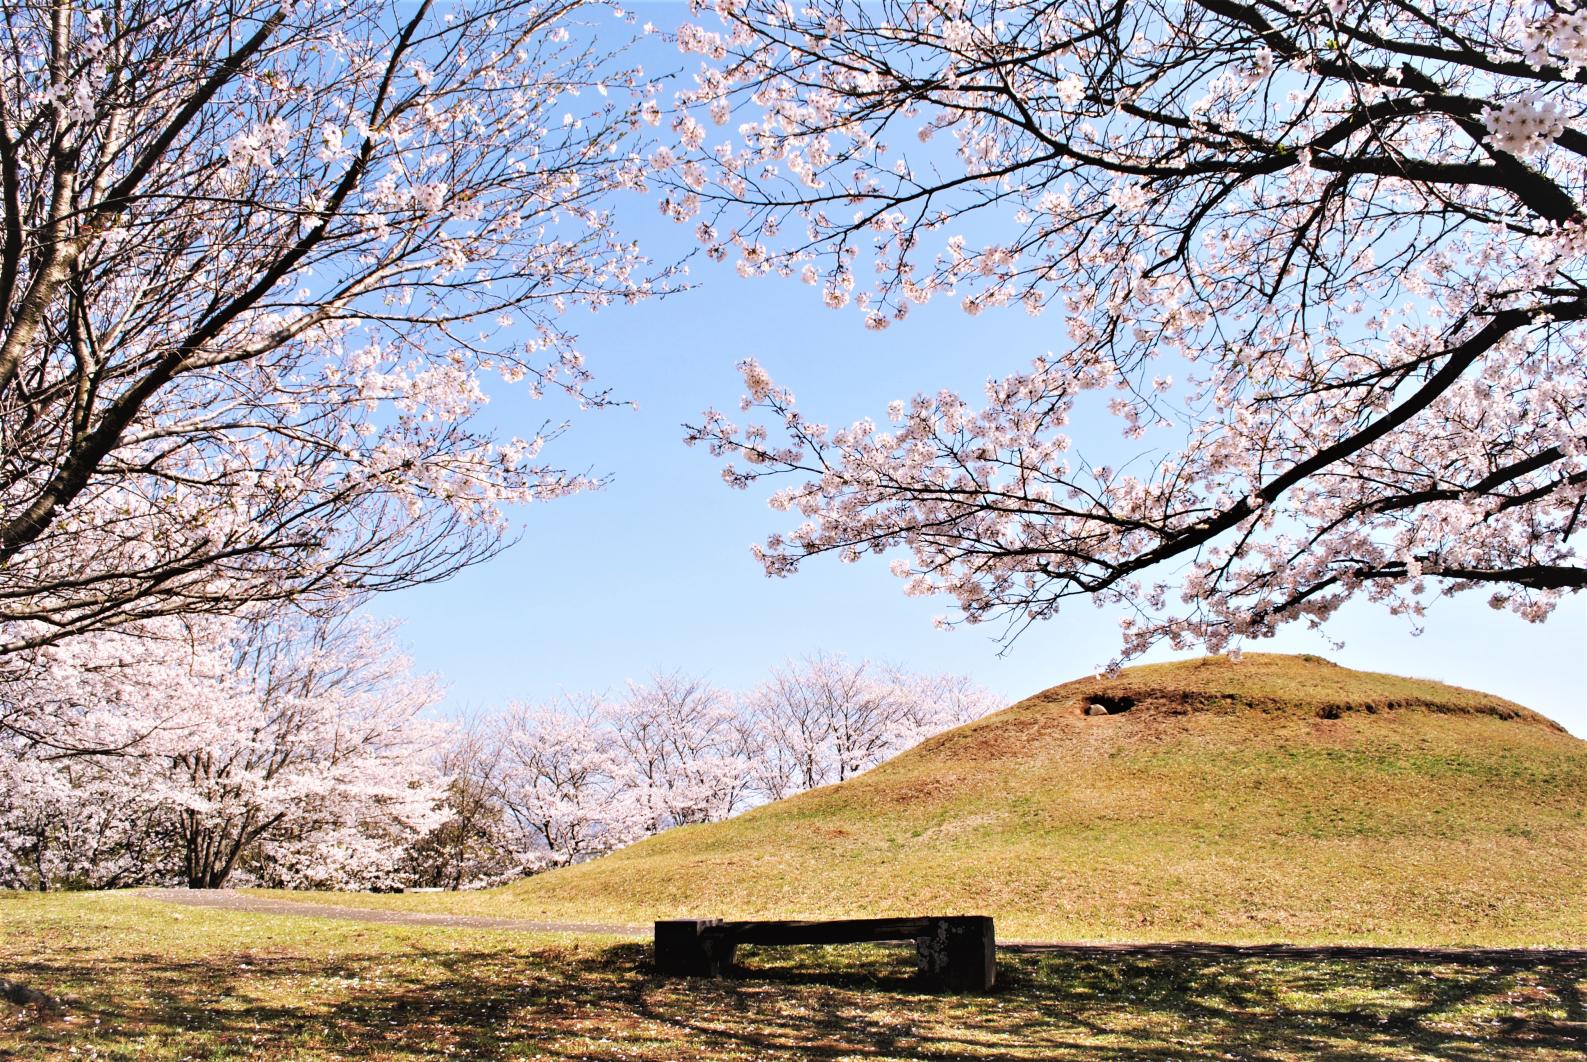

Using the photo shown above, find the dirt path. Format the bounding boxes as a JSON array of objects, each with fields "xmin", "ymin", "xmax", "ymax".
[
  {"xmin": 137, "ymin": 888, "xmax": 646, "ymax": 937},
  {"xmin": 135, "ymin": 890, "xmax": 1587, "ymax": 963}
]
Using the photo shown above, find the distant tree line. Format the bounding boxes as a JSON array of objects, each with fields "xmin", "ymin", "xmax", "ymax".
[
  {"xmin": 0, "ymin": 609, "xmax": 997, "ymax": 892},
  {"xmin": 412, "ymin": 661, "xmax": 997, "ymax": 889}
]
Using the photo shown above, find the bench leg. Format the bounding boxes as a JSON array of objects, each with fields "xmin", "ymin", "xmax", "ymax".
[
  {"xmin": 654, "ymin": 919, "xmax": 736, "ymax": 978},
  {"xmin": 916, "ymin": 916, "xmax": 996, "ymax": 992}
]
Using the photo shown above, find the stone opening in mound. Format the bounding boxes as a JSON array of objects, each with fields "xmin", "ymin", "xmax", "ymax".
[{"xmin": 1084, "ymin": 694, "xmax": 1136, "ymax": 716}]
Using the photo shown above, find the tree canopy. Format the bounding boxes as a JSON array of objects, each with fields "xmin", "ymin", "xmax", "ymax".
[
  {"xmin": 666, "ymin": 0, "xmax": 1587, "ymax": 655},
  {"xmin": 0, "ymin": 0, "xmax": 662, "ymax": 651}
]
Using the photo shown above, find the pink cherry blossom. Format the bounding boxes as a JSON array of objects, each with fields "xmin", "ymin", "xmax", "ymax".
[{"xmin": 666, "ymin": 0, "xmax": 1587, "ymax": 661}]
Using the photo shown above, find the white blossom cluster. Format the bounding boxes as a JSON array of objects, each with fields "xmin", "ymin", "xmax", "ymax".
[
  {"xmin": 1482, "ymin": 92, "xmax": 1569, "ymax": 155},
  {"xmin": 1521, "ymin": 7, "xmax": 1587, "ymax": 72}
]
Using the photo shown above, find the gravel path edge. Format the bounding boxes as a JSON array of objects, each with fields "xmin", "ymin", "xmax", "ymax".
[
  {"xmin": 137, "ymin": 888, "xmax": 646, "ymax": 937},
  {"xmin": 136, "ymin": 890, "xmax": 1587, "ymax": 962}
]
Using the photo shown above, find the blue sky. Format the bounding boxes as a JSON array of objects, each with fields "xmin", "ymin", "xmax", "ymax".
[{"xmin": 369, "ymin": 7, "xmax": 1586, "ymax": 736}]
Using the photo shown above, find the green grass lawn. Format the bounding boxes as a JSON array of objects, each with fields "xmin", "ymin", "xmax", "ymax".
[{"xmin": 4, "ymin": 891, "xmax": 1585, "ymax": 1060}]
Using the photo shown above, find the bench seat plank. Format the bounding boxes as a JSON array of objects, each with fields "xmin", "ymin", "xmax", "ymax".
[
  {"xmin": 653, "ymin": 915, "xmax": 996, "ymax": 992},
  {"xmin": 711, "ymin": 917, "xmax": 937, "ymax": 946}
]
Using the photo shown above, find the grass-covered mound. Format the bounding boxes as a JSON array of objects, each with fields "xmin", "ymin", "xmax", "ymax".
[{"xmin": 470, "ymin": 654, "xmax": 1586, "ymax": 945}]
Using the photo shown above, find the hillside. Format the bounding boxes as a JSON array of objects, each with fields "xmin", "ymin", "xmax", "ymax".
[{"xmin": 331, "ymin": 654, "xmax": 1587, "ymax": 944}]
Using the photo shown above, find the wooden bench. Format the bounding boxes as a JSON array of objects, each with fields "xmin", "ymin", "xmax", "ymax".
[{"xmin": 654, "ymin": 916, "xmax": 996, "ymax": 991}]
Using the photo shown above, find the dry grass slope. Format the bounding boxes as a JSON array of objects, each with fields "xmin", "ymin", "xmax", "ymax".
[
  {"xmin": 274, "ymin": 654, "xmax": 1587, "ymax": 947},
  {"xmin": 479, "ymin": 654, "xmax": 1587, "ymax": 945}
]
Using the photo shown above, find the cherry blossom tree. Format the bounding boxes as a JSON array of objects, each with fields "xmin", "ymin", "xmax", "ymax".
[
  {"xmin": 486, "ymin": 676, "xmax": 757, "ymax": 870},
  {"xmin": 0, "ymin": 616, "xmax": 234, "ymax": 887},
  {"xmin": 748, "ymin": 654, "xmax": 997, "ymax": 797},
  {"xmin": 176, "ymin": 611, "xmax": 447, "ymax": 890},
  {"xmin": 0, "ymin": 609, "xmax": 446, "ymax": 890},
  {"xmin": 402, "ymin": 723, "xmax": 523, "ymax": 889},
  {"xmin": 0, "ymin": 0, "xmax": 665, "ymax": 652},
  {"xmin": 604, "ymin": 672, "xmax": 757, "ymax": 830},
  {"xmin": 0, "ymin": 614, "xmax": 237, "ymax": 761},
  {"xmin": 667, "ymin": 0, "xmax": 1587, "ymax": 657},
  {"xmin": 462, "ymin": 661, "xmax": 996, "ymax": 875},
  {"xmin": 0, "ymin": 753, "xmax": 166, "ymax": 890},
  {"xmin": 490, "ymin": 699, "xmax": 643, "ymax": 868}
]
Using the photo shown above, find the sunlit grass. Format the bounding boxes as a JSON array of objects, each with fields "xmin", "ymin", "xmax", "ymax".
[{"xmin": 4, "ymin": 891, "xmax": 1585, "ymax": 1060}]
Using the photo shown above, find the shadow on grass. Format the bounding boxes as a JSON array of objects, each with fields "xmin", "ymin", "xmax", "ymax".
[{"xmin": 5, "ymin": 939, "xmax": 1585, "ymax": 1060}]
